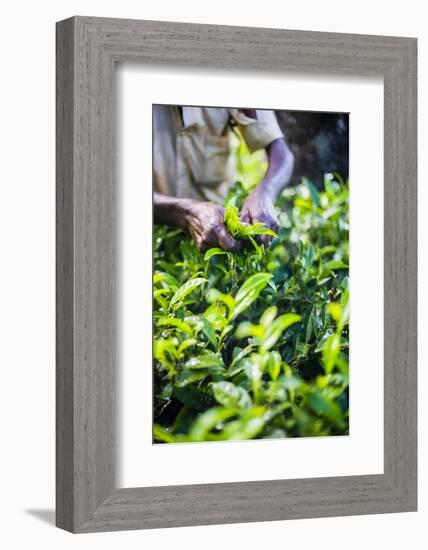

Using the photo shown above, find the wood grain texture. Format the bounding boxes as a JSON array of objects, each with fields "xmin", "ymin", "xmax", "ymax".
[
  {"xmin": 56, "ymin": 16, "xmax": 417, "ymax": 533},
  {"xmin": 56, "ymin": 18, "xmax": 76, "ymax": 532}
]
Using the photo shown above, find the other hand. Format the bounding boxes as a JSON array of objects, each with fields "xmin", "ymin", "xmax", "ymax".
[
  {"xmin": 240, "ymin": 186, "xmax": 280, "ymax": 246},
  {"xmin": 184, "ymin": 199, "xmax": 239, "ymax": 252}
]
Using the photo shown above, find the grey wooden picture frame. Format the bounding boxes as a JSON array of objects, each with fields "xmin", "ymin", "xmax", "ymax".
[{"xmin": 56, "ymin": 16, "xmax": 417, "ymax": 533}]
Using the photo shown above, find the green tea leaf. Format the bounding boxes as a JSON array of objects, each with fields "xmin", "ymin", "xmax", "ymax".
[
  {"xmin": 233, "ymin": 273, "xmax": 273, "ymax": 319},
  {"xmin": 307, "ymin": 391, "xmax": 345, "ymax": 429},
  {"xmin": 174, "ymin": 385, "xmax": 214, "ymax": 411},
  {"xmin": 303, "ymin": 305, "xmax": 317, "ymax": 344},
  {"xmin": 200, "ymin": 316, "xmax": 217, "ymax": 348},
  {"xmin": 328, "ymin": 303, "xmax": 342, "ymax": 323},
  {"xmin": 229, "ymin": 344, "xmax": 256, "ymax": 368},
  {"xmin": 153, "ymin": 425, "xmax": 182, "ymax": 444},
  {"xmin": 177, "ymin": 338, "xmax": 197, "ymax": 355},
  {"xmin": 262, "ymin": 313, "xmax": 301, "ymax": 350},
  {"xmin": 212, "ymin": 381, "xmax": 252, "ymax": 409},
  {"xmin": 322, "ymin": 333, "xmax": 341, "ymax": 373},
  {"xmin": 222, "ymin": 408, "xmax": 266, "ymax": 440},
  {"xmin": 223, "ymin": 205, "xmax": 243, "ymax": 237},
  {"xmin": 157, "ymin": 317, "xmax": 193, "ymax": 334},
  {"xmin": 204, "ymin": 247, "xmax": 230, "ymax": 261},
  {"xmin": 235, "ymin": 321, "xmax": 263, "ymax": 340},
  {"xmin": 154, "ymin": 271, "xmax": 180, "ymax": 290},
  {"xmin": 169, "ymin": 277, "xmax": 207, "ymax": 310},
  {"xmin": 206, "ymin": 288, "xmax": 235, "ymax": 314},
  {"xmin": 246, "ymin": 224, "xmax": 277, "ymax": 237},
  {"xmin": 260, "ymin": 306, "xmax": 278, "ymax": 328},
  {"xmin": 204, "ymin": 303, "xmax": 229, "ymax": 330},
  {"xmin": 267, "ymin": 351, "xmax": 282, "ymax": 382},
  {"xmin": 324, "ymin": 260, "xmax": 348, "ymax": 271},
  {"xmin": 184, "ymin": 353, "xmax": 224, "ymax": 370},
  {"xmin": 175, "ymin": 369, "xmax": 210, "ymax": 388},
  {"xmin": 189, "ymin": 407, "xmax": 238, "ymax": 441}
]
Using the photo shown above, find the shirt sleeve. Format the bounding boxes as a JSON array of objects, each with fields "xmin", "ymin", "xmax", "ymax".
[{"xmin": 229, "ymin": 109, "xmax": 284, "ymax": 153}]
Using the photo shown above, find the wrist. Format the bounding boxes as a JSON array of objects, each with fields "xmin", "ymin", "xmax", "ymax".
[
  {"xmin": 254, "ymin": 180, "xmax": 276, "ymax": 202},
  {"xmin": 154, "ymin": 193, "xmax": 194, "ymax": 228}
]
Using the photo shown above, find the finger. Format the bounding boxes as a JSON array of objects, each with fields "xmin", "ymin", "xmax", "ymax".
[
  {"xmin": 240, "ymin": 209, "xmax": 251, "ymax": 225},
  {"xmin": 272, "ymin": 219, "xmax": 280, "ymax": 234},
  {"xmin": 196, "ymin": 239, "xmax": 208, "ymax": 252},
  {"xmin": 198, "ymin": 238, "xmax": 216, "ymax": 252},
  {"xmin": 259, "ymin": 233, "xmax": 273, "ymax": 247},
  {"xmin": 196, "ymin": 231, "xmax": 218, "ymax": 252},
  {"xmin": 254, "ymin": 219, "xmax": 277, "ymax": 246},
  {"xmin": 198, "ymin": 225, "xmax": 228, "ymax": 252},
  {"xmin": 216, "ymin": 224, "xmax": 239, "ymax": 251}
]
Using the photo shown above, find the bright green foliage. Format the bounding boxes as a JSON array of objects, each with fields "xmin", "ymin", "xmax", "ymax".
[
  {"xmin": 153, "ymin": 161, "xmax": 349, "ymax": 443},
  {"xmin": 223, "ymin": 204, "xmax": 276, "ymax": 258}
]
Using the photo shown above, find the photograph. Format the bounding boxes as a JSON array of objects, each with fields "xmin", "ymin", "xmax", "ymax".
[{"xmin": 152, "ymin": 104, "xmax": 350, "ymax": 443}]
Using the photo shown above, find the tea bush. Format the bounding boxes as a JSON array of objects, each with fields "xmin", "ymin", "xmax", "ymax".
[{"xmin": 153, "ymin": 140, "xmax": 349, "ymax": 443}]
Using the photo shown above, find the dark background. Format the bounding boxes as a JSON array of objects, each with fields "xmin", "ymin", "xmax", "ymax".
[{"xmin": 275, "ymin": 111, "xmax": 349, "ymax": 187}]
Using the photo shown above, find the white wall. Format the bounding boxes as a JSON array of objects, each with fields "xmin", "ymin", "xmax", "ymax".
[{"xmin": 0, "ymin": 1, "xmax": 425, "ymax": 548}]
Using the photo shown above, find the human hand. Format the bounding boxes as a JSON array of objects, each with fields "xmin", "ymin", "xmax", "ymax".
[
  {"xmin": 240, "ymin": 186, "xmax": 280, "ymax": 246},
  {"xmin": 184, "ymin": 199, "xmax": 239, "ymax": 252}
]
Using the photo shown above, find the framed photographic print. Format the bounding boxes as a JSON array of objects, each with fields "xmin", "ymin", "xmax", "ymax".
[{"xmin": 56, "ymin": 16, "xmax": 417, "ymax": 532}]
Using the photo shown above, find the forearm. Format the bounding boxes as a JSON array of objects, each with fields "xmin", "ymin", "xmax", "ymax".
[
  {"xmin": 257, "ymin": 138, "xmax": 294, "ymax": 201},
  {"xmin": 154, "ymin": 192, "xmax": 191, "ymax": 227},
  {"xmin": 154, "ymin": 192, "xmax": 238, "ymax": 251}
]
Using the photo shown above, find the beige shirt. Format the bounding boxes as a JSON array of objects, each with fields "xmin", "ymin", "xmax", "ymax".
[{"xmin": 153, "ymin": 105, "xmax": 284, "ymax": 204}]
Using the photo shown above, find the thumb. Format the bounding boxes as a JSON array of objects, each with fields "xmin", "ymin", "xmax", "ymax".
[{"xmin": 216, "ymin": 224, "xmax": 239, "ymax": 252}]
